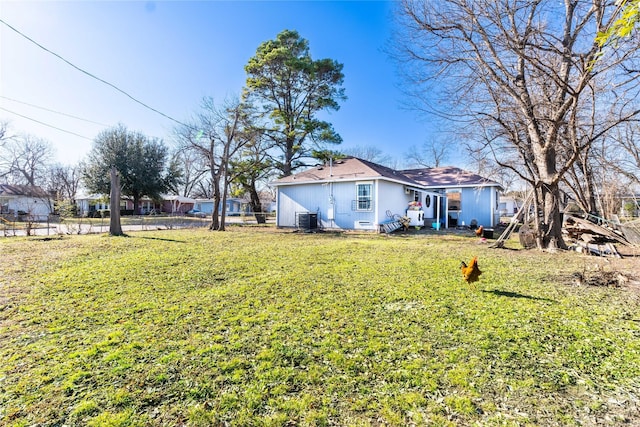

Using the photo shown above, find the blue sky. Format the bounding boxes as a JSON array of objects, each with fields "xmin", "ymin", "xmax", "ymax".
[{"xmin": 0, "ymin": 1, "xmax": 445, "ymax": 167}]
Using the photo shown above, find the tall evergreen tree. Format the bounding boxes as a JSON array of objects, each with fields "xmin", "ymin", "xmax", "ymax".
[{"xmin": 244, "ymin": 29, "xmax": 346, "ymax": 177}]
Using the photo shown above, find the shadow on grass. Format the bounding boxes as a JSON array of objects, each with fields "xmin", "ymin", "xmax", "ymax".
[
  {"xmin": 36, "ymin": 236, "xmax": 66, "ymax": 242},
  {"xmin": 482, "ymin": 289, "xmax": 557, "ymax": 303},
  {"xmin": 134, "ymin": 236, "xmax": 187, "ymax": 243}
]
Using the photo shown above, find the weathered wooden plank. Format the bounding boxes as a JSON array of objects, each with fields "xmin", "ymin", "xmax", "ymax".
[{"xmin": 564, "ymin": 214, "xmax": 629, "ymax": 245}]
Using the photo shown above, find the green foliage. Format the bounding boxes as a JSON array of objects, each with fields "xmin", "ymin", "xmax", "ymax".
[
  {"xmin": 82, "ymin": 124, "xmax": 181, "ymax": 212},
  {"xmin": 311, "ymin": 149, "xmax": 346, "ymax": 165},
  {"xmin": 597, "ymin": 0, "xmax": 640, "ymax": 45},
  {"xmin": 56, "ymin": 199, "xmax": 78, "ymax": 224},
  {"xmin": 244, "ymin": 29, "xmax": 346, "ymax": 176},
  {"xmin": 1, "ymin": 230, "xmax": 639, "ymax": 426}
]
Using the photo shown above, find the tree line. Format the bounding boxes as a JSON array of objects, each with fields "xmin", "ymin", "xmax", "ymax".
[
  {"xmin": 2, "ymin": 3, "xmax": 640, "ymax": 248},
  {"xmin": 0, "ymin": 29, "xmax": 347, "ymax": 233}
]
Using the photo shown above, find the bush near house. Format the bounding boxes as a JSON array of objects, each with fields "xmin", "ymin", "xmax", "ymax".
[{"xmin": 1, "ymin": 229, "xmax": 639, "ymax": 426}]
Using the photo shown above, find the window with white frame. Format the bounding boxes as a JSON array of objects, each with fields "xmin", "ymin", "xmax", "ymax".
[{"xmin": 356, "ymin": 182, "xmax": 373, "ymax": 211}]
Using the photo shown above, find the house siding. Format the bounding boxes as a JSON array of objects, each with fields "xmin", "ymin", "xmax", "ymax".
[
  {"xmin": 277, "ymin": 180, "xmax": 443, "ymax": 230},
  {"xmin": 459, "ymin": 187, "xmax": 497, "ymax": 227},
  {"xmin": 377, "ymin": 180, "xmax": 408, "ymax": 220},
  {"xmin": 277, "ymin": 182, "xmax": 500, "ymax": 230},
  {"xmin": 337, "ymin": 180, "xmax": 378, "ymax": 229},
  {"xmin": 0, "ymin": 185, "xmax": 53, "ymax": 221},
  {"xmin": 162, "ymin": 200, "xmax": 192, "ymax": 214},
  {"xmin": 273, "ymin": 158, "xmax": 503, "ymax": 231},
  {"xmin": 499, "ymin": 196, "xmax": 521, "ymax": 217},
  {"xmin": 277, "ymin": 183, "xmax": 322, "ymax": 228},
  {"xmin": 1, "ymin": 196, "xmax": 51, "ymax": 221},
  {"xmin": 277, "ymin": 181, "xmax": 379, "ymax": 229}
]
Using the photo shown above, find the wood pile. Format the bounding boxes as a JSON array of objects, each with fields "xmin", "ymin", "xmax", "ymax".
[{"xmin": 563, "ymin": 214, "xmax": 631, "ymax": 258}]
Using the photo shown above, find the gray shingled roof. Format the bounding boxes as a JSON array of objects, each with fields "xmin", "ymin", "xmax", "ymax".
[
  {"xmin": 401, "ymin": 166, "xmax": 503, "ymax": 189},
  {"xmin": 0, "ymin": 184, "xmax": 51, "ymax": 198},
  {"xmin": 272, "ymin": 157, "xmax": 424, "ymax": 187},
  {"xmin": 272, "ymin": 158, "xmax": 502, "ymax": 190}
]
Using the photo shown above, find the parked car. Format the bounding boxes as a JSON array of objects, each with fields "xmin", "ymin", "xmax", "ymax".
[{"xmin": 186, "ymin": 209, "xmax": 206, "ymax": 218}]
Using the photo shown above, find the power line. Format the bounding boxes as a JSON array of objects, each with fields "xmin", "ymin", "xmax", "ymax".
[
  {"xmin": 0, "ymin": 95, "xmax": 110, "ymax": 127},
  {"xmin": 0, "ymin": 18, "xmax": 189, "ymax": 128},
  {"xmin": 0, "ymin": 107, "xmax": 93, "ymax": 140}
]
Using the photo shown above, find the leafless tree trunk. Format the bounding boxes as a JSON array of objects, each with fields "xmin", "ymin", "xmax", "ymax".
[
  {"xmin": 230, "ymin": 133, "xmax": 276, "ymax": 223},
  {"xmin": 600, "ymin": 125, "xmax": 640, "ymax": 187},
  {"xmin": 174, "ymin": 97, "xmax": 256, "ymax": 231},
  {"xmin": 172, "ymin": 149, "xmax": 209, "ymax": 198},
  {"xmin": 394, "ymin": 0, "xmax": 640, "ymax": 250},
  {"xmin": 562, "ymin": 149, "xmax": 599, "ymax": 216},
  {"xmin": 109, "ymin": 166, "xmax": 124, "ymax": 236}
]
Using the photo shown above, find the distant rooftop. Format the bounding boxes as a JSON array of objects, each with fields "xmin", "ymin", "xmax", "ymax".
[{"xmin": 0, "ymin": 184, "xmax": 51, "ymax": 198}]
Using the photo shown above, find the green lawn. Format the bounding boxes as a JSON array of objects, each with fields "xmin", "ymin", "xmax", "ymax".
[{"xmin": 1, "ymin": 229, "xmax": 639, "ymax": 426}]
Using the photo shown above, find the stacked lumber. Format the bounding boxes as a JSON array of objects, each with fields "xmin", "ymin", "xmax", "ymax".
[{"xmin": 563, "ymin": 214, "xmax": 630, "ymax": 258}]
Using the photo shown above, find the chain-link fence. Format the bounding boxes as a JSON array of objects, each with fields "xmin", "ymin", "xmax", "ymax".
[{"xmin": 0, "ymin": 213, "xmax": 275, "ymax": 237}]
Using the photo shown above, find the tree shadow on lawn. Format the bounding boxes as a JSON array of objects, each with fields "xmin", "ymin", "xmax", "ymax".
[
  {"xmin": 482, "ymin": 289, "xmax": 557, "ymax": 303},
  {"xmin": 133, "ymin": 236, "xmax": 187, "ymax": 243}
]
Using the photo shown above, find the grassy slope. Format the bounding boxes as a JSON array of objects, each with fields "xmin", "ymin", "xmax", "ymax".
[{"xmin": 1, "ymin": 229, "xmax": 639, "ymax": 426}]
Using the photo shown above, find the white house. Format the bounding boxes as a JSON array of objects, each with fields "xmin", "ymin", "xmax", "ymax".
[
  {"xmin": 271, "ymin": 157, "xmax": 503, "ymax": 231},
  {"xmin": 76, "ymin": 194, "xmax": 110, "ymax": 217},
  {"xmin": 498, "ymin": 195, "xmax": 524, "ymax": 217},
  {"xmin": 0, "ymin": 184, "xmax": 53, "ymax": 221}
]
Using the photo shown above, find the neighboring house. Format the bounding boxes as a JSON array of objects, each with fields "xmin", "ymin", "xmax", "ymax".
[
  {"xmin": 76, "ymin": 194, "xmax": 128, "ymax": 217},
  {"xmin": 161, "ymin": 195, "xmax": 196, "ymax": 214},
  {"xmin": 195, "ymin": 198, "xmax": 251, "ymax": 216},
  {"xmin": 77, "ymin": 194, "xmax": 192, "ymax": 216},
  {"xmin": 0, "ymin": 184, "xmax": 53, "ymax": 221},
  {"xmin": 271, "ymin": 157, "xmax": 503, "ymax": 231},
  {"xmin": 498, "ymin": 195, "xmax": 524, "ymax": 217}
]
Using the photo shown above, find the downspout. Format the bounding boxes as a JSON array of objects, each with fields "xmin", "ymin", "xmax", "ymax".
[
  {"xmin": 444, "ymin": 194, "xmax": 449, "ymax": 229},
  {"xmin": 436, "ymin": 194, "xmax": 440, "ymax": 230},
  {"xmin": 491, "ymin": 188, "xmax": 496, "ymax": 227},
  {"xmin": 328, "ymin": 182, "xmax": 335, "ymax": 228},
  {"xmin": 275, "ymin": 187, "xmax": 281, "ymax": 228},
  {"xmin": 374, "ymin": 180, "xmax": 379, "ymax": 227}
]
